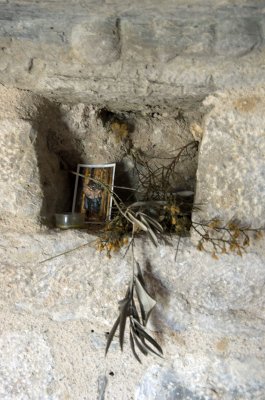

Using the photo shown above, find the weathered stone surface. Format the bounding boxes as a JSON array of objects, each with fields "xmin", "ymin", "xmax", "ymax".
[
  {"xmin": 71, "ymin": 17, "xmax": 121, "ymax": 65},
  {"xmin": 0, "ymin": 1, "xmax": 265, "ymax": 108},
  {"xmin": 0, "ymin": 331, "xmax": 54, "ymax": 399},
  {"xmin": 215, "ymin": 18, "xmax": 262, "ymax": 56},
  {"xmin": 136, "ymin": 366, "xmax": 206, "ymax": 400},
  {"xmin": 121, "ymin": 16, "xmax": 212, "ymax": 63},
  {"xmin": 193, "ymin": 89, "xmax": 265, "ymax": 228},
  {"xmin": 0, "ymin": 118, "xmax": 41, "ymax": 225},
  {"xmin": 0, "ymin": 229, "xmax": 265, "ymax": 399}
]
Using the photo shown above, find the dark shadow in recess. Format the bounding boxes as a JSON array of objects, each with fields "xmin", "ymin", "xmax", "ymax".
[
  {"xmin": 97, "ymin": 107, "xmax": 137, "ymax": 209},
  {"xmin": 32, "ymin": 99, "xmax": 85, "ymax": 226},
  {"xmin": 97, "ymin": 108, "xmax": 135, "ymax": 134},
  {"xmin": 113, "ymin": 161, "xmax": 137, "ymax": 205}
]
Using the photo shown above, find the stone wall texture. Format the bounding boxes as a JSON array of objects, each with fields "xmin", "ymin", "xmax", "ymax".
[
  {"xmin": 194, "ymin": 89, "xmax": 265, "ymax": 228},
  {"xmin": 0, "ymin": 0, "xmax": 265, "ymax": 110},
  {"xmin": 0, "ymin": 1, "xmax": 265, "ymax": 399}
]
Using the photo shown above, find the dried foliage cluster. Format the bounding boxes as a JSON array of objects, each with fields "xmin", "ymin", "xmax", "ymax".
[
  {"xmin": 97, "ymin": 141, "xmax": 198, "ymax": 257},
  {"xmin": 97, "ymin": 140, "xmax": 263, "ymax": 259},
  {"xmin": 193, "ymin": 219, "xmax": 263, "ymax": 259},
  {"xmin": 96, "ymin": 139, "xmax": 264, "ymax": 360}
]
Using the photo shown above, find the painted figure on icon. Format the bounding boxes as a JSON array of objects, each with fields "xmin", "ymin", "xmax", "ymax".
[{"xmin": 83, "ymin": 183, "xmax": 102, "ymax": 217}]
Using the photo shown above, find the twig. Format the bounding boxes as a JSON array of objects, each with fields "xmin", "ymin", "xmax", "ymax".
[{"xmin": 40, "ymin": 239, "xmax": 97, "ymax": 264}]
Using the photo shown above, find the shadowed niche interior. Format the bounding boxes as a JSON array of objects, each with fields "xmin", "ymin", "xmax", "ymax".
[
  {"xmin": 31, "ymin": 100, "xmax": 203, "ymax": 228},
  {"xmin": 32, "ymin": 100, "xmax": 86, "ymax": 225}
]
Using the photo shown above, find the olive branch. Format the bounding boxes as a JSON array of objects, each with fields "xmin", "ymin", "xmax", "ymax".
[{"xmin": 40, "ymin": 141, "xmax": 264, "ymax": 362}]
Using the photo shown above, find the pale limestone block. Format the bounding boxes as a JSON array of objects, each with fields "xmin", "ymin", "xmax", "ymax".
[
  {"xmin": 194, "ymin": 90, "xmax": 265, "ymax": 228},
  {"xmin": 71, "ymin": 17, "xmax": 121, "ymax": 65},
  {"xmin": 0, "ymin": 331, "xmax": 54, "ymax": 400},
  {"xmin": 0, "ymin": 119, "xmax": 42, "ymax": 223}
]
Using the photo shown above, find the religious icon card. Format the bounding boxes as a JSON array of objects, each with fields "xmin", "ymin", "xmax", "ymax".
[{"xmin": 72, "ymin": 163, "xmax": 116, "ymax": 223}]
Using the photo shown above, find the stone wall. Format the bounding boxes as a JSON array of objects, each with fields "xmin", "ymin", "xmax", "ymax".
[
  {"xmin": 0, "ymin": 1, "xmax": 265, "ymax": 109},
  {"xmin": 0, "ymin": 1, "xmax": 265, "ymax": 400}
]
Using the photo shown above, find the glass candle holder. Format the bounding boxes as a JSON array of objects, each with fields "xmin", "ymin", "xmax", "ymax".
[{"xmin": 55, "ymin": 213, "xmax": 85, "ymax": 229}]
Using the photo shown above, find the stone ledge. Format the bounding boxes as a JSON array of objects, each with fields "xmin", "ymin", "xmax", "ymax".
[{"xmin": 0, "ymin": 2, "xmax": 265, "ymax": 106}]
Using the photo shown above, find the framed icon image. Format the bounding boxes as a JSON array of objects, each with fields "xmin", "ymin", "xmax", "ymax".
[{"xmin": 72, "ymin": 163, "xmax": 116, "ymax": 223}]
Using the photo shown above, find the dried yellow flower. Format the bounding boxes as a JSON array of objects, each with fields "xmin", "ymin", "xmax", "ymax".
[
  {"xmin": 211, "ymin": 251, "xmax": 219, "ymax": 260},
  {"xmin": 171, "ymin": 216, "xmax": 177, "ymax": 225},
  {"xmin": 110, "ymin": 121, "xmax": 129, "ymax": 142},
  {"xmin": 208, "ymin": 219, "xmax": 221, "ymax": 229}
]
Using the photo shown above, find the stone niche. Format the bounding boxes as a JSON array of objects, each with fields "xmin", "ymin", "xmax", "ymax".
[
  {"xmin": 0, "ymin": 85, "xmax": 202, "ymax": 230},
  {"xmin": 0, "ymin": 1, "xmax": 265, "ymax": 400}
]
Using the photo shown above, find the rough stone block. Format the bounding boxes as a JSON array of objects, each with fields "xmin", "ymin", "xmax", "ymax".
[
  {"xmin": 0, "ymin": 332, "xmax": 54, "ymax": 399},
  {"xmin": 215, "ymin": 18, "xmax": 262, "ymax": 56},
  {"xmin": 194, "ymin": 90, "xmax": 265, "ymax": 228},
  {"xmin": 121, "ymin": 16, "xmax": 213, "ymax": 62},
  {"xmin": 0, "ymin": 2, "xmax": 264, "ymax": 107},
  {"xmin": 71, "ymin": 17, "xmax": 121, "ymax": 65},
  {"xmin": 135, "ymin": 366, "xmax": 206, "ymax": 400},
  {"xmin": 0, "ymin": 119, "xmax": 42, "ymax": 223}
]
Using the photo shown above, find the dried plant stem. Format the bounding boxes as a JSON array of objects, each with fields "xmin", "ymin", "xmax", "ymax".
[{"xmin": 40, "ymin": 239, "xmax": 97, "ymax": 264}]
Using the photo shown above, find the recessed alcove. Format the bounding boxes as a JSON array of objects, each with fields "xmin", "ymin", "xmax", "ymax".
[
  {"xmin": 0, "ymin": 85, "xmax": 204, "ymax": 231},
  {"xmin": 31, "ymin": 99, "xmax": 203, "ymax": 228}
]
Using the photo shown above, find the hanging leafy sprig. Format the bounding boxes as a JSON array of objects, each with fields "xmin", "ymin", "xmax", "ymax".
[{"xmin": 105, "ymin": 261, "xmax": 163, "ymax": 363}]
